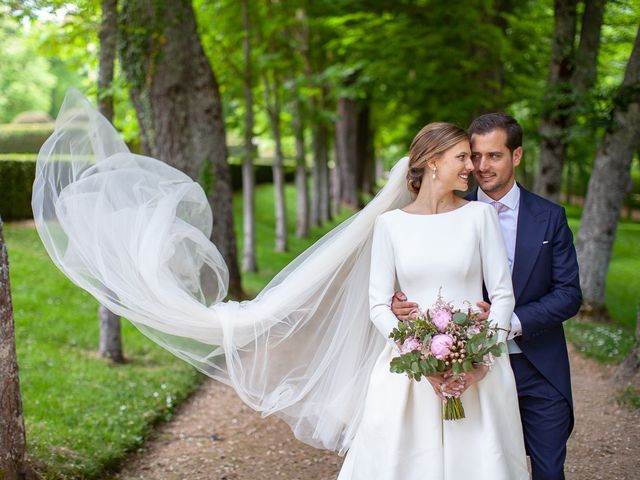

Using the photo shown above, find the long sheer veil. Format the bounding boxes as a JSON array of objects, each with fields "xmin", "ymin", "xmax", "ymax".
[{"xmin": 32, "ymin": 89, "xmax": 412, "ymax": 454}]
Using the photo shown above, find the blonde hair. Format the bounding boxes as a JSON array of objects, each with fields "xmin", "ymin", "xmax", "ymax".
[{"xmin": 407, "ymin": 122, "xmax": 468, "ymax": 194}]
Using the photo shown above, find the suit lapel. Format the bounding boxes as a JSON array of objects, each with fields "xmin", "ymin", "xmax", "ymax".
[
  {"xmin": 512, "ymin": 187, "xmax": 549, "ymax": 302},
  {"xmin": 465, "ymin": 188, "xmax": 479, "ymax": 202}
]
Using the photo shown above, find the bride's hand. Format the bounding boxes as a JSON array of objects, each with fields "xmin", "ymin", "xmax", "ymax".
[
  {"xmin": 426, "ymin": 372, "xmax": 457, "ymax": 400},
  {"xmin": 442, "ymin": 364, "xmax": 490, "ymax": 397}
]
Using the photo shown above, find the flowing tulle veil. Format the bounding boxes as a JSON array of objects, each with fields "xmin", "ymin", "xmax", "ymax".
[{"xmin": 32, "ymin": 89, "xmax": 412, "ymax": 453}]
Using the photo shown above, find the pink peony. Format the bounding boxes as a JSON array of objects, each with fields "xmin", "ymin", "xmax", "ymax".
[
  {"xmin": 400, "ymin": 336, "xmax": 422, "ymax": 354},
  {"xmin": 431, "ymin": 308, "xmax": 452, "ymax": 332},
  {"xmin": 430, "ymin": 334, "xmax": 454, "ymax": 360}
]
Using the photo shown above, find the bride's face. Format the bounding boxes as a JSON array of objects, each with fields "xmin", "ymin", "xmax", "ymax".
[{"xmin": 431, "ymin": 140, "xmax": 474, "ymax": 192}]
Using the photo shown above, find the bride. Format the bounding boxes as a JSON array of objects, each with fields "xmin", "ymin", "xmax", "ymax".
[
  {"xmin": 32, "ymin": 91, "xmax": 527, "ymax": 478},
  {"xmin": 338, "ymin": 122, "xmax": 528, "ymax": 479}
]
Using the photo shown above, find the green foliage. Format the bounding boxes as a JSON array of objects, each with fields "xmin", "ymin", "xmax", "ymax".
[
  {"xmin": 618, "ymin": 385, "xmax": 640, "ymax": 410},
  {"xmin": 0, "ymin": 14, "xmax": 57, "ymax": 122},
  {"xmin": 564, "ymin": 319, "xmax": 634, "ymax": 363},
  {"xmin": 0, "ymin": 123, "xmax": 54, "ymax": 154},
  {"xmin": 0, "ymin": 159, "xmax": 37, "ymax": 220}
]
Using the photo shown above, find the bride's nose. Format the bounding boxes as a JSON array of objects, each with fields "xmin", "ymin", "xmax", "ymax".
[{"xmin": 464, "ymin": 157, "xmax": 475, "ymax": 171}]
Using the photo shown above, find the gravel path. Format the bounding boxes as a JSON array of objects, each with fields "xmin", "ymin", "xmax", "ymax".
[{"xmin": 111, "ymin": 345, "xmax": 639, "ymax": 480}]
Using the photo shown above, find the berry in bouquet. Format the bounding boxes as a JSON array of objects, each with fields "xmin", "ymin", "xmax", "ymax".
[{"xmin": 388, "ymin": 291, "xmax": 507, "ymax": 420}]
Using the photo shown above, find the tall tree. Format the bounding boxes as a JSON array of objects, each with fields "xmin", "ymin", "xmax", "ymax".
[
  {"xmin": 257, "ymin": 0, "xmax": 289, "ymax": 252},
  {"xmin": 97, "ymin": 0, "xmax": 124, "ymax": 363},
  {"xmin": 262, "ymin": 69, "xmax": 288, "ymax": 252},
  {"xmin": 297, "ymin": 7, "xmax": 330, "ymax": 227},
  {"xmin": 576, "ymin": 27, "xmax": 640, "ymax": 320},
  {"xmin": 356, "ymin": 100, "xmax": 375, "ymax": 196},
  {"xmin": 335, "ymin": 74, "xmax": 373, "ymax": 208},
  {"xmin": 312, "ymin": 90, "xmax": 331, "ymax": 225},
  {"xmin": 0, "ymin": 217, "xmax": 28, "ymax": 479},
  {"xmin": 292, "ymin": 94, "xmax": 310, "ymax": 237},
  {"xmin": 119, "ymin": 0, "xmax": 243, "ymax": 296},
  {"xmin": 535, "ymin": 0, "xmax": 605, "ymax": 202},
  {"xmin": 335, "ymin": 76, "xmax": 360, "ymax": 208},
  {"xmin": 241, "ymin": 0, "xmax": 258, "ymax": 272}
]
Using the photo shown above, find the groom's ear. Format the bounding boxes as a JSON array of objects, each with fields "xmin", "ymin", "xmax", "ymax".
[{"xmin": 512, "ymin": 146, "xmax": 523, "ymax": 167}]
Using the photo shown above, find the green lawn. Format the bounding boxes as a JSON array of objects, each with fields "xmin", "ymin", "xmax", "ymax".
[
  {"xmin": 564, "ymin": 205, "xmax": 640, "ymax": 363},
  {"xmin": 5, "ymin": 183, "xmax": 352, "ymax": 479}
]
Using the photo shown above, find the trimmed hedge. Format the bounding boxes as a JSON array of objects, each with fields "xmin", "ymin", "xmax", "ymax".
[
  {"xmin": 0, "ymin": 158, "xmax": 294, "ymax": 221},
  {"xmin": 0, "ymin": 123, "xmax": 55, "ymax": 154},
  {"xmin": 0, "ymin": 159, "xmax": 37, "ymax": 220}
]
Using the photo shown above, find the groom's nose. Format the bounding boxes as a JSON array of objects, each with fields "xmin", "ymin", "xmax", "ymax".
[{"xmin": 475, "ymin": 155, "xmax": 489, "ymax": 171}]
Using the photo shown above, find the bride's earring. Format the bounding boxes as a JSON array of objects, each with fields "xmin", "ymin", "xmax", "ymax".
[{"xmin": 432, "ymin": 167, "xmax": 437, "ymax": 180}]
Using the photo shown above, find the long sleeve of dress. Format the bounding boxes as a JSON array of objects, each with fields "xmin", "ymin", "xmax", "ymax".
[
  {"xmin": 369, "ymin": 215, "xmax": 399, "ymax": 340},
  {"xmin": 479, "ymin": 206, "xmax": 516, "ymax": 342}
]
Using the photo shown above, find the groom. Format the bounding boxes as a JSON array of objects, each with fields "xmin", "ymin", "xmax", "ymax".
[{"xmin": 392, "ymin": 113, "xmax": 582, "ymax": 480}]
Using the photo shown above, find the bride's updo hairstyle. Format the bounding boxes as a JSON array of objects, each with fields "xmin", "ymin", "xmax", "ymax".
[{"xmin": 407, "ymin": 122, "xmax": 468, "ymax": 194}]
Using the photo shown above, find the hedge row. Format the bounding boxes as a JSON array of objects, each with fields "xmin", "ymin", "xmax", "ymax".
[
  {"xmin": 0, "ymin": 158, "xmax": 294, "ymax": 221},
  {"xmin": 0, "ymin": 123, "xmax": 55, "ymax": 154}
]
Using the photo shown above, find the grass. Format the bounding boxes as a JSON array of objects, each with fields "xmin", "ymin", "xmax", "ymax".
[
  {"xmin": 5, "ymin": 183, "xmax": 353, "ymax": 479},
  {"xmin": 564, "ymin": 205, "xmax": 640, "ymax": 364}
]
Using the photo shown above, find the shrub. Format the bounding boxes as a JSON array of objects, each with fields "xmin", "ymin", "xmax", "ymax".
[
  {"xmin": 0, "ymin": 157, "xmax": 295, "ymax": 221},
  {"xmin": 0, "ymin": 123, "xmax": 54, "ymax": 154},
  {"xmin": 0, "ymin": 159, "xmax": 36, "ymax": 220},
  {"xmin": 12, "ymin": 111, "xmax": 53, "ymax": 124}
]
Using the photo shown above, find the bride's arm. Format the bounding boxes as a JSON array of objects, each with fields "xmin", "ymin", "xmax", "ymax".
[
  {"xmin": 479, "ymin": 205, "xmax": 515, "ymax": 342},
  {"xmin": 369, "ymin": 215, "xmax": 399, "ymax": 340}
]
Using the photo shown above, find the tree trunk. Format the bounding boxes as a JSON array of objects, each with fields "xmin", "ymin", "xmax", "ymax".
[
  {"xmin": 576, "ymin": 27, "xmax": 640, "ymax": 320},
  {"xmin": 615, "ymin": 307, "xmax": 640, "ymax": 384},
  {"xmin": 535, "ymin": 0, "xmax": 578, "ymax": 202},
  {"xmin": 356, "ymin": 101, "xmax": 375, "ymax": 198},
  {"xmin": 263, "ymin": 72, "xmax": 288, "ymax": 252},
  {"xmin": 311, "ymin": 117, "xmax": 330, "ymax": 226},
  {"xmin": 98, "ymin": 0, "xmax": 117, "ymax": 122},
  {"xmin": 573, "ymin": 0, "xmax": 605, "ymax": 96},
  {"xmin": 98, "ymin": 0, "xmax": 124, "ymax": 363},
  {"xmin": 0, "ymin": 217, "xmax": 28, "ymax": 479},
  {"xmin": 241, "ymin": 0, "xmax": 257, "ymax": 273},
  {"xmin": 336, "ymin": 95, "xmax": 359, "ymax": 208},
  {"xmin": 293, "ymin": 96, "xmax": 309, "ymax": 238},
  {"xmin": 297, "ymin": 8, "xmax": 329, "ymax": 228},
  {"xmin": 119, "ymin": 0, "xmax": 243, "ymax": 297},
  {"xmin": 98, "ymin": 304, "xmax": 124, "ymax": 362}
]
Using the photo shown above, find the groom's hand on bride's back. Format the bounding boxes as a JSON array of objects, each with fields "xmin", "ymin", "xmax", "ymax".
[
  {"xmin": 475, "ymin": 301, "xmax": 490, "ymax": 321},
  {"xmin": 391, "ymin": 291, "xmax": 419, "ymax": 321}
]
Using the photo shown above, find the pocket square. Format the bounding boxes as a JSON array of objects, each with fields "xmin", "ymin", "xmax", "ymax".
[{"xmin": 542, "ymin": 240, "xmax": 549, "ymax": 245}]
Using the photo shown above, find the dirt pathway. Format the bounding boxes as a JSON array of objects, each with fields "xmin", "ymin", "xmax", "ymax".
[{"xmin": 111, "ymin": 346, "xmax": 639, "ymax": 480}]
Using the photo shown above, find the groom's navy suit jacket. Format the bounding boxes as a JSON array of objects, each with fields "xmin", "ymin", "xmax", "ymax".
[{"xmin": 467, "ymin": 185, "xmax": 582, "ymax": 432}]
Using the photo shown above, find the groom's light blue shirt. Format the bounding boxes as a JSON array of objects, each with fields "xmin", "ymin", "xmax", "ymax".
[{"xmin": 477, "ymin": 183, "xmax": 523, "ymax": 354}]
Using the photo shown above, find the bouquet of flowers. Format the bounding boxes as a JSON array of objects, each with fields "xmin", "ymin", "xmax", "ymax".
[{"xmin": 389, "ymin": 292, "xmax": 507, "ymax": 420}]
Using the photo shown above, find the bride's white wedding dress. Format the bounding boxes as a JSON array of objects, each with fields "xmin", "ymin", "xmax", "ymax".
[{"xmin": 338, "ymin": 205, "xmax": 528, "ymax": 479}]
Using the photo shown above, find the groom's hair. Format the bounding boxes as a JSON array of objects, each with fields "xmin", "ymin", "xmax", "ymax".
[{"xmin": 468, "ymin": 113, "xmax": 522, "ymax": 153}]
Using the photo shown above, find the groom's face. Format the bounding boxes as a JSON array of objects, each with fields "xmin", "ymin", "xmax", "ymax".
[{"xmin": 470, "ymin": 129, "xmax": 522, "ymax": 201}]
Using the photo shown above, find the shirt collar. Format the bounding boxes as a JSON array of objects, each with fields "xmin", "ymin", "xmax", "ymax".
[{"xmin": 477, "ymin": 182, "xmax": 520, "ymax": 211}]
